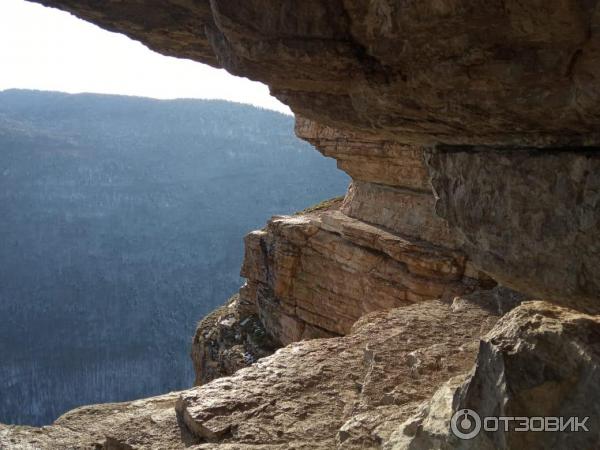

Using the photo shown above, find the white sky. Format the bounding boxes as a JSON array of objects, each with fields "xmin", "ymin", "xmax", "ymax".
[{"xmin": 0, "ymin": 0, "xmax": 292, "ymax": 114}]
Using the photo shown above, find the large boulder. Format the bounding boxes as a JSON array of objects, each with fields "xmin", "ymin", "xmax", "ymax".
[{"xmin": 391, "ymin": 301, "xmax": 600, "ymax": 450}]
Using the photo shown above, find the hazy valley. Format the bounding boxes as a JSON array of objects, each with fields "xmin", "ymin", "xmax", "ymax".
[{"xmin": 0, "ymin": 90, "xmax": 348, "ymax": 425}]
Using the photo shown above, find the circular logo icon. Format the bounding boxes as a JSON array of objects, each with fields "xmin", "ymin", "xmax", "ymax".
[{"xmin": 451, "ymin": 409, "xmax": 481, "ymax": 440}]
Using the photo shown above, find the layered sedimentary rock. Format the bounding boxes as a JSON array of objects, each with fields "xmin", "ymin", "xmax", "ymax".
[
  {"xmin": 34, "ymin": 0, "xmax": 600, "ymax": 307},
  {"xmin": 195, "ymin": 121, "xmax": 493, "ymax": 362},
  {"xmin": 294, "ymin": 118, "xmax": 431, "ymax": 193},
  {"xmin": 239, "ymin": 208, "xmax": 492, "ymax": 346},
  {"xmin": 193, "ymin": 142, "xmax": 492, "ymax": 374},
  {"xmin": 296, "ymin": 117, "xmax": 462, "ymax": 247},
  {"xmin": 1, "ymin": 294, "xmax": 509, "ymax": 449}
]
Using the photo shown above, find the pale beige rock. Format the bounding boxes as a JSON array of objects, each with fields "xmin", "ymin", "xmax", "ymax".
[
  {"xmin": 296, "ymin": 117, "xmax": 431, "ymax": 192},
  {"xmin": 341, "ymin": 181, "xmax": 461, "ymax": 249},
  {"xmin": 178, "ymin": 298, "xmax": 501, "ymax": 449},
  {"xmin": 295, "ymin": 116, "xmax": 461, "ymax": 248},
  {"xmin": 0, "ymin": 391, "xmax": 195, "ymax": 450}
]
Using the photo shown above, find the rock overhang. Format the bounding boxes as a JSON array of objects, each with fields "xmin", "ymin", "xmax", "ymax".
[{"xmin": 31, "ymin": 0, "xmax": 600, "ymax": 146}]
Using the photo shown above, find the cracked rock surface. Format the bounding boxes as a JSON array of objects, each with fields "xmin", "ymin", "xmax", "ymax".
[{"xmin": 240, "ymin": 208, "xmax": 492, "ymax": 346}]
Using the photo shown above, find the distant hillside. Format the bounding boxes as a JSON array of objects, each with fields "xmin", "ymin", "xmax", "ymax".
[{"xmin": 0, "ymin": 90, "xmax": 348, "ymax": 426}]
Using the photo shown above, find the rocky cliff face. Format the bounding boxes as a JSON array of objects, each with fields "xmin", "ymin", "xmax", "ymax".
[
  {"xmin": 192, "ymin": 123, "xmax": 494, "ymax": 379},
  {"xmin": 4, "ymin": 1, "xmax": 600, "ymax": 449},
  {"xmin": 427, "ymin": 146, "xmax": 600, "ymax": 311},
  {"xmin": 393, "ymin": 301, "xmax": 600, "ymax": 450},
  {"xmin": 238, "ymin": 207, "xmax": 491, "ymax": 346}
]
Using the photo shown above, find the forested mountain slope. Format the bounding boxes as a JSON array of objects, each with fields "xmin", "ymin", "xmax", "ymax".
[{"xmin": 0, "ymin": 90, "xmax": 348, "ymax": 425}]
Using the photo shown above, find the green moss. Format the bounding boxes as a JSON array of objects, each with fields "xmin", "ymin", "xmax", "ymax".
[{"xmin": 294, "ymin": 196, "xmax": 345, "ymax": 215}]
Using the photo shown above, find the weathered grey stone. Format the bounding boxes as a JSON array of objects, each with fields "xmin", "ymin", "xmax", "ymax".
[
  {"xmin": 426, "ymin": 146, "xmax": 600, "ymax": 311},
  {"xmin": 390, "ymin": 301, "xmax": 600, "ymax": 450},
  {"xmin": 191, "ymin": 294, "xmax": 277, "ymax": 386}
]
